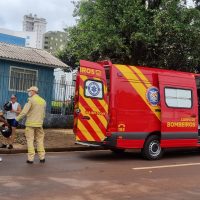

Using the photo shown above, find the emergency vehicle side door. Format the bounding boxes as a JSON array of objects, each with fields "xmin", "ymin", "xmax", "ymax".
[
  {"xmin": 159, "ymin": 74, "xmax": 198, "ymax": 147},
  {"xmin": 75, "ymin": 60, "xmax": 108, "ymax": 143}
]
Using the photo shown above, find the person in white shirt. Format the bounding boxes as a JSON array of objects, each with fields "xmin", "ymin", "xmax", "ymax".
[{"xmin": 2, "ymin": 95, "xmax": 21, "ymax": 149}]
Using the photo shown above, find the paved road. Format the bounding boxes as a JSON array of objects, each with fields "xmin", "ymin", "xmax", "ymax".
[{"xmin": 0, "ymin": 150, "xmax": 200, "ymax": 200}]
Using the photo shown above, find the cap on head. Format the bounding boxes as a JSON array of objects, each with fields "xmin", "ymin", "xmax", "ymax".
[
  {"xmin": 11, "ymin": 94, "xmax": 17, "ymax": 99},
  {"xmin": 27, "ymin": 86, "xmax": 39, "ymax": 93}
]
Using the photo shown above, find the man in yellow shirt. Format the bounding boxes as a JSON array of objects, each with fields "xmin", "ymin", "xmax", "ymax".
[{"xmin": 15, "ymin": 86, "xmax": 46, "ymax": 164}]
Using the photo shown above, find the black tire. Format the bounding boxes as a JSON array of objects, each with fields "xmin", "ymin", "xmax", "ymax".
[
  {"xmin": 142, "ymin": 135, "xmax": 163, "ymax": 160},
  {"xmin": 110, "ymin": 148, "xmax": 125, "ymax": 154}
]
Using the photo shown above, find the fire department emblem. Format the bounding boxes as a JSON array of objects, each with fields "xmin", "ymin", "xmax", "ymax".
[
  {"xmin": 146, "ymin": 87, "xmax": 160, "ymax": 106},
  {"xmin": 88, "ymin": 81, "xmax": 101, "ymax": 97}
]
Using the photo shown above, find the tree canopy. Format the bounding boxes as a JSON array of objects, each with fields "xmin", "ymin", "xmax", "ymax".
[{"xmin": 58, "ymin": 0, "xmax": 200, "ymax": 72}]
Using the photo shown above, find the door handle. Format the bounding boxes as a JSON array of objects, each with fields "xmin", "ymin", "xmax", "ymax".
[
  {"xmin": 82, "ymin": 116, "xmax": 90, "ymax": 120},
  {"xmin": 75, "ymin": 108, "xmax": 81, "ymax": 114},
  {"xmin": 191, "ymin": 114, "xmax": 196, "ymax": 118}
]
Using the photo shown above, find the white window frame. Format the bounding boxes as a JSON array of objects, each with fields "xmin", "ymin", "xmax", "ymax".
[
  {"xmin": 165, "ymin": 87, "xmax": 192, "ymax": 108},
  {"xmin": 84, "ymin": 80, "xmax": 104, "ymax": 99},
  {"xmin": 9, "ymin": 66, "xmax": 38, "ymax": 92}
]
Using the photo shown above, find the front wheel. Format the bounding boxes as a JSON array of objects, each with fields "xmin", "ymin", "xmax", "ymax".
[{"xmin": 142, "ymin": 135, "xmax": 163, "ymax": 160}]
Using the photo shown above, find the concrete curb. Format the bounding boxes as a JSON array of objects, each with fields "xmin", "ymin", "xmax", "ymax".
[{"xmin": 0, "ymin": 146, "xmax": 104, "ymax": 154}]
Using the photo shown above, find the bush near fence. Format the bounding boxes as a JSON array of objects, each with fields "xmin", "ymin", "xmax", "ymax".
[{"xmin": 51, "ymin": 97, "xmax": 74, "ymax": 115}]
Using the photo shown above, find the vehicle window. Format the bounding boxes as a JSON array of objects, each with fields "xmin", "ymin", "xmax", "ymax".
[
  {"xmin": 85, "ymin": 80, "xmax": 104, "ymax": 99},
  {"xmin": 165, "ymin": 88, "xmax": 192, "ymax": 108}
]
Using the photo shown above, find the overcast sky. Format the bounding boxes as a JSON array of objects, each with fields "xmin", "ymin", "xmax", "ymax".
[
  {"xmin": 0, "ymin": 0, "xmax": 77, "ymax": 32},
  {"xmin": 0, "ymin": 0, "xmax": 195, "ymax": 33}
]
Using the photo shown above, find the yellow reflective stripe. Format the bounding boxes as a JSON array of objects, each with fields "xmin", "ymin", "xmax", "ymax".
[
  {"xmin": 37, "ymin": 147, "xmax": 44, "ymax": 150},
  {"xmin": 92, "ymin": 77, "xmax": 108, "ymax": 111},
  {"xmin": 79, "ymin": 76, "xmax": 108, "ymax": 128},
  {"xmin": 26, "ymin": 122, "xmax": 42, "ymax": 125},
  {"xmin": 79, "ymin": 103, "xmax": 106, "ymax": 140},
  {"xmin": 115, "ymin": 65, "xmax": 161, "ymax": 121},
  {"xmin": 27, "ymin": 147, "xmax": 35, "ymax": 153},
  {"xmin": 76, "ymin": 135, "xmax": 81, "ymax": 141},
  {"xmin": 26, "ymin": 122, "xmax": 43, "ymax": 127},
  {"xmin": 78, "ymin": 119, "xmax": 95, "ymax": 141},
  {"xmin": 37, "ymin": 148, "xmax": 45, "ymax": 152},
  {"xmin": 130, "ymin": 66, "xmax": 152, "ymax": 88},
  {"xmin": 80, "ymin": 76, "xmax": 107, "ymax": 128},
  {"xmin": 81, "ymin": 75, "xmax": 108, "ymax": 113}
]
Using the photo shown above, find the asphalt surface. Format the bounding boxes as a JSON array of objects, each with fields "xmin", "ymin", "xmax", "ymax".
[{"xmin": 1, "ymin": 150, "xmax": 200, "ymax": 200}]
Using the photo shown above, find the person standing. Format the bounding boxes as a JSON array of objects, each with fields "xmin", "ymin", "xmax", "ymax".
[
  {"xmin": 3, "ymin": 95, "xmax": 21, "ymax": 149},
  {"xmin": 15, "ymin": 86, "xmax": 46, "ymax": 164},
  {"xmin": 0, "ymin": 111, "xmax": 9, "ymax": 162}
]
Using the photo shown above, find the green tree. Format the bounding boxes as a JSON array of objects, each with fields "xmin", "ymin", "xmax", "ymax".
[
  {"xmin": 149, "ymin": 0, "xmax": 200, "ymax": 72},
  {"xmin": 58, "ymin": 0, "xmax": 200, "ymax": 72},
  {"xmin": 194, "ymin": 0, "xmax": 200, "ymax": 9}
]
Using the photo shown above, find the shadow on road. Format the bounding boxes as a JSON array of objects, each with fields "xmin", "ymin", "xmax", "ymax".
[
  {"xmin": 79, "ymin": 150, "xmax": 142, "ymax": 161},
  {"xmin": 79, "ymin": 148, "xmax": 200, "ymax": 161},
  {"xmin": 164, "ymin": 148, "xmax": 200, "ymax": 159}
]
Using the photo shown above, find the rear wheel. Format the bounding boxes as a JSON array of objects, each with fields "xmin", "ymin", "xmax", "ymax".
[{"xmin": 142, "ymin": 135, "xmax": 163, "ymax": 160}]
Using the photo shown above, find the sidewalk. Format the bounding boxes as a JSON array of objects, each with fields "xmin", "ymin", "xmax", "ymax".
[{"xmin": 0, "ymin": 129, "xmax": 102, "ymax": 154}]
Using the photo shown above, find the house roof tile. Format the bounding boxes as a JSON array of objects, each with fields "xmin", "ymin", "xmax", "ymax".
[{"xmin": 0, "ymin": 42, "xmax": 68, "ymax": 69}]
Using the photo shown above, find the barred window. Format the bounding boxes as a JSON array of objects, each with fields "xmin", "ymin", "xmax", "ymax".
[{"xmin": 9, "ymin": 66, "xmax": 38, "ymax": 92}]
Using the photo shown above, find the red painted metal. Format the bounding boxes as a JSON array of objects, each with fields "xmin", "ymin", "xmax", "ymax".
[{"xmin": 74, "ymin": 60, "xmax": 200, "ymax": 150}]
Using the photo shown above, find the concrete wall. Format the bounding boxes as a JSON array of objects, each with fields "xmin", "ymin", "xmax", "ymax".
[
  {"xmin": 43, "ymin": 114, "xmax": 73, "ymax": 128},
  {"xmin": 18, "ymin": 114, "xmax": 73, "ymax": 129}
]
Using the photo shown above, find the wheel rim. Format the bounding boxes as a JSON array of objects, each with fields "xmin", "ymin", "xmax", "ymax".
[{"xmin": 149, "ymin": 140, "xmax": 161, "ymax": 157}]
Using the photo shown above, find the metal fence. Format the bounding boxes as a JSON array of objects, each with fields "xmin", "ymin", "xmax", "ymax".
[
  {"xmin": 0, "ymin": 74, "xmax": 75, "ymax": 115},
  {"xmin": 51, "ymin": 80, "xmax": 75, "ymax": 115}
]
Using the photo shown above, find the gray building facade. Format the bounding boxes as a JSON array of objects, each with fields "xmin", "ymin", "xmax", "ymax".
[{"xmin": 43, "ymin": 31, "xmax": 67, "ymax": 55}]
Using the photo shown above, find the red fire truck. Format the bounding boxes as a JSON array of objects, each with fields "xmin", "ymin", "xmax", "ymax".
[{"xmin": 73, "ymin": 60, "xmax": 200, "ymax": 159}]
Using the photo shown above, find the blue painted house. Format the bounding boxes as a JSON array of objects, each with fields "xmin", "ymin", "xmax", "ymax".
[{"xmin": 0, "ymin": 42, "xmax": 68, "ymax": 112}]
